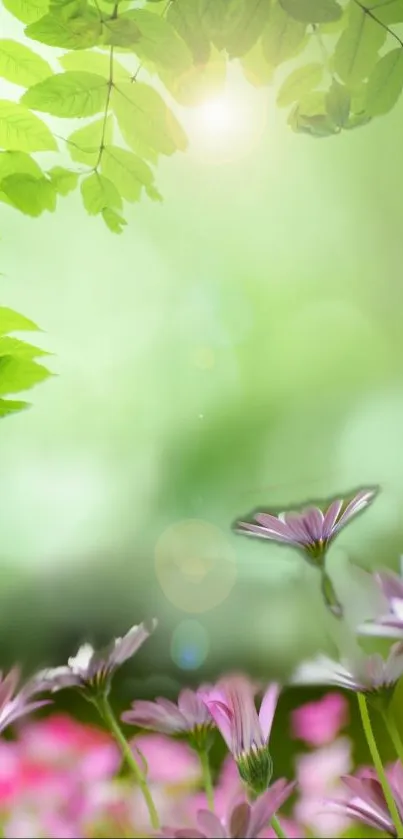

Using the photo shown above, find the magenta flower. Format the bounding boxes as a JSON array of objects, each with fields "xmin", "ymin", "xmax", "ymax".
[
  {"xmin": 291, "ymin": 644, "xmax": 403, "ymax": 696},
  {"xmin": 0, "ymin": 668, "xmax": 49, "ymax": 735},
  {"xmin": 159, "ymin": 780, "xmax": 295, "ymax": 838},
  {"xmin": 291, "ymin": 692, "xmax": 349, "ymax": 747},
  {"xmin": 236, "ymin": 488, "xmax": 376, "ymax": 562},
  {"xmin": 36, "ymin": 620, "xmax": 157, "ymax": 696},
  {"xmin": 201, "ymin": 676, "xmax": 280, "ymax": 795},
  {"xmin": 327, "ymin": 763, "xmax": 403, "ymax": 837},
  {"xmin": 122, "ymin": 687, "xmax": 214, "ymax": 750},
  {"xmin": 359, "ymin": 559, "xmax": 403, "ymax": 639}
]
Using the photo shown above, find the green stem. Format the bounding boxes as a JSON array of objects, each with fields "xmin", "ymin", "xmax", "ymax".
[
  {"xmin": 199, "ymin": 749, "xmax": 214, "ymax": 811},
  {"xmin": 97, "ymin": 695, "xmax": 160, "ymax": 830},
  {"xmin": 270, "ymin": 814, "xmax": 287, "ymax": 839},
  {"xmin": 357, "ymin": 693, "xmax": 403, "ymax": 839},
  {"xmin": 383, "ymin": 709, "xmax": 403, "ymax": 765}
]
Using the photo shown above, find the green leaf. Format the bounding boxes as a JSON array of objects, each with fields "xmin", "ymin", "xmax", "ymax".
[
  {"xmin": 67, "ymin": 115, "xmax": 113, "ymax": 166},
  {"xmin": 0, "ymin": 336, "xmax": 51, "ymax": 358},
  {"xmin": 226, "ymin": 0, "xmax": 272, "ymax": 58},
  {"xmin": 167, "ymin": 0, "xmax": 210, "ymax": 64},
  {"xmin": 81, "ymin": 171, "xmax": 122, "ymax": 215},
  {"xmin": 277, "ymin": 62, "xmax": 323, "ymax": 106},
  {"xmin": 199, "ymin": 0, "xmax": 240, "ymax": 50},
  {"xmin": 0, "ymin": 40, "xmax": 52, "ymax": 86},
  {"xmin": 280, "ymin": 0, "xmax": 342, "ymax": 22},
  {"xmin": 240, "ymin": 38, "xmax": 274, "ymax": 86},
  {"xmin": 47, "ymin": 165, "xmax": 78, "ymax": 195},
  {"xmin": 101, "ymin": 145, "xmax": 155, "ymax": 202},
  {"xmin": 0, "ymin": 355, "xmax": 51, "ymax": 396},
  {"xmin": 325, "ymin": 79, "xmax": 350, "ymax": 126},
  {"xmin": 25, "ymin": 10, "xmax": 102, "ymax": 49},
  {"xmin": 3, "ymin": 0, "xmax": 48, "ymax": 24},
  {"xmin": 0, "ymin": 398, "xmax": 29, "ymax": 418},
  {"xmin": 289, "ymin": 107, "xmax": 338, "ymax": 136},
  {"xmin": 102, "ymin": 17, "xmax": 141, "ymax": 47},
  {"xmin": 0, "ymin": 100, "xmax": 56, "ymax": 151},
  {"xmin": 0, "ymin": 307, "xmax": 40, "ymax": 334},
  {"xmin": 161, "ymin": 48, "xmax": 226, "ymax": 106},
  {"xmin": 122, "ymin": 10, "xmax": 192, "ymax": 73},
  {"xmin": 59, "ymin": 49, "xmax": 129, "ymax": 79},
  {"xmin": 333, "ymin": 2, "xmax": 386, "ymax": 86},
  {"xmin": 0, "ymin": 150, "xmax": 43, "ymax": 179},
  {"xmin": 102, "ymin": 206, "xmax": 127, "ymax": 233},
  {"xmin": 366, "ymin": 48, "xmax": 403, "ymax": 116},
  {"xmin": 21, "ymin": 71, "xmax": 108, "ymax": 117},
  {"xmin": 369, "ymin": 0, "xmax": 403, "ymax": 24},
  {"xmin": 1, "ymin": 173, "xmax": 56, "ymax": 216},
  {"xmin": 262, "ymin": 2, "xmax": 308, "ymax": 67},
  {"xmin": 112, "ymin": 81, "xmax": 187, "ymax": 156}
]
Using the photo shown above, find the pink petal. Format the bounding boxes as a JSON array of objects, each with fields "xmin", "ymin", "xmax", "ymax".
[
  {"xmin": 246, "ymin": 780, "xmax": 296, "ymax": 838},
  {"xmin": 302, "ymin": 508, "xmax": 324, "ymax": 542},
  {"xmin": 322, "ymin": 500, "xmax": 343, "ymax": 540},
  {"xmin": 236, "ymin": 522, "xmax": 291, "ymax": 544},
  {"xmin": 259, "ymin": 684, "xmax": 281, "ymax": 742},
  {"xmin": 197, "ymin": 810, "xmax": 228, "ymax": 838}
]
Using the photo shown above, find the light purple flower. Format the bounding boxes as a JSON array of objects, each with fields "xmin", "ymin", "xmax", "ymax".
[
  {"xmin": 327, "ymin": 763, "xmax": 403, "ymax": 837},
  {"xmin": 236, "ymin": 488, "xmax": 376, "ymax": 562},
  {"xmin": 159, "ymin": 780, "xmax": 296, "ymax": 838},
  {"xmin": 200, "ymin": 676, "xmax": 280, "ymax": 795},
  {"xmin": 121, "ymin": 687, "xmax": 213, "ymax": 749},
  {"xmin": 290, "ymin": 644, "xmax": 403, "ymax": 694},
  {"xmin": 359, "ymin": 558, "xmax": 403, "ymax": 639},
  {"xmin": 0, "ymin": 668, "xmax": 49, "ymax": 735},
  {"xmin": 36, "ymin": 620, "xmax": 157, "ymax": 695}
]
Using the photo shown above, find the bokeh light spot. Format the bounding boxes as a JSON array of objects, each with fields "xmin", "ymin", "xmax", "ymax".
[
  {"xmin": 155, "ymin": 519, "xmax": 237, "ymax": 613},
  {"xmin": 170, "ymin": 620, "xmax": 209, "ymax": 670}
]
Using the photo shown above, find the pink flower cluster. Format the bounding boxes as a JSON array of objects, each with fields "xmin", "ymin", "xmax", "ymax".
[
  {"xmin": 0, "ymin": 693, "xmax": 351, "ymax": 838},
  {"xmin": 2, "ymin": 487, "xmax": 403, "ymax": 838}
]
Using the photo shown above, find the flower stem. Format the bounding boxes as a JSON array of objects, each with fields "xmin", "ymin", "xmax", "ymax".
[
  {"xmin": 96, "ymin": 694, "xmax": 160, "ymax": 830},
  {"xmin": 271, "ymin": 814, "xmax": 288, "ymax": 839},
  {"xmin": 383, "ymin": 709, "xmax": 403, "ymax": 765},
  {"xmin": 357, "ymin": 693, "xmax": 403, "ymax": 839},
  {"xmin": 199, "ymin": 749, "xmax": 214, "ymax": 811}
]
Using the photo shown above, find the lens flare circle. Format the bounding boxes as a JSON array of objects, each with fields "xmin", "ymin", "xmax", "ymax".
[
  {"xmin": 170, "ymin": 620, "xmax": 209, "ymax": 670},
  {"xmin": 155, "ymin": 518, "xmax": 237, "ymax": 613}
]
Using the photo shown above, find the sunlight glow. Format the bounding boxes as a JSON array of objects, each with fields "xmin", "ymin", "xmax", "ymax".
[{"xmin": 177, "ymin": 70, "xmax": 269, "ymax": 165}]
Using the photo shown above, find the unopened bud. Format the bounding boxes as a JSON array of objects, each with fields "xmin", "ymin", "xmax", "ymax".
[{"xmin": 237, "ymin": 745, "xmax": 273, "ymax": 796}]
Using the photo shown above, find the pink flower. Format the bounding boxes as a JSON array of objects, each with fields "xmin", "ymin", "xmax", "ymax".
[
  {"xmin": 36, "ymin": 620, "xmax": 157, "ymax": 695},
  {"xmin": 291, "ymin": 693, "xmax": 349, "ymax": 747},
  {"xmin": 160, "ymin": 780, "xmax": 295, "ymax": 839},
  {"xmin": 236, "ymin": 489, "xmax": 376, "ymax": 562},
  {"xmin": 131, "ymin": 733, "xmax": 201, "ymax": 786},
  {"xmin": 0, "ymin": 668, "xmax": 49, "ymax": 736},
  {"xmin": 201, "ymin": 676, "xmax": 280, "ymax": 795},
  {"xmin": 294, "ymin": 737, "xmax": 352, "ymax": 838},
  {"xmin": 327, "ymin": 762, "xmax": 403, "ymax": 837},
  {"xmin": 359, "ymin": 559, "xmax": 403, "ymax": 639},
  {"xmin": 122, "ymin": 687, "xmax": 214, "ymax": 750},
  {"xmin": 290, "ymin": 644, "xmax": 403, "ymax": 694}
]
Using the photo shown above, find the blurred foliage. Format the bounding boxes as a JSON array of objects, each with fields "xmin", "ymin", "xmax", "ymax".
[
  {"xmin": 0, "ymin": 306, "xmax": 51, "ymax": 417},
  {"xmin": 1, "ymin": 0, "xmax": 403, "ymax": 229}
]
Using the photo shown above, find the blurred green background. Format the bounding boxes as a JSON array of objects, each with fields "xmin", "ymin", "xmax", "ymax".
[{"xmin": 2, "ymin": 7, "xmax": 403, "ymax": 725}]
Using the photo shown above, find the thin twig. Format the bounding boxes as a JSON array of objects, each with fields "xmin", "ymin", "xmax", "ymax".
[{"xmin": 353, "ymin": 0, "xmax": 403, "ymax": 48}]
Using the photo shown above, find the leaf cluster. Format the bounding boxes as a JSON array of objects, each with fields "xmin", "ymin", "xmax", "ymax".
[
  {"xmin": 0, "ymin": 307, "xmax": 52, "ymax": 418},
  {"xmin": 0, "ymin": 0, "xmax": 402, "ymax": 230}
]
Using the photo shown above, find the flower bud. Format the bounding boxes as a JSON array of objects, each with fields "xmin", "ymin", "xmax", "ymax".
[{"xmin": 237, "ymin": 745, "xmax": 273, "ymax": 796}]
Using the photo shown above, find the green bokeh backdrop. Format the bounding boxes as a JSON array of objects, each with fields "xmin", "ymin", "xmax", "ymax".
[{"xmin": 1, "ymin": 19, "xmax": 403, "ymax": 739}]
